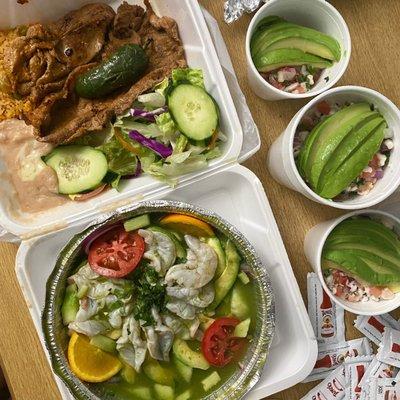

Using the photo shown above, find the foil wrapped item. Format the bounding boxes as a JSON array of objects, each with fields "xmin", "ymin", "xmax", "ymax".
[{"xmin": 224, "ymin": 0, "xmax": 263, "ymax": 23}]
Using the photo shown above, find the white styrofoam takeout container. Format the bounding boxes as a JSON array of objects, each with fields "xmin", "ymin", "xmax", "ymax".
[
  {"xmin": 304, "ymin": 209, "xmax": 400, "ymax": 316},
  {"xmin": 0, "ymin": 0, "xmax": 246, "ymax": 240},
  {"xmin": 3, "ymin": 2, "xmax": 317, "ymax": 399},
  {"xmin": 16, "ymin": 164, "xmax": 318, "ymax": 400},
  {"xmin": 245, "ymin": 0, "xmax": 351, "ymax": 101},
  {"xmin": 267, "ymin": 85, "xmax": 400, "ymax": 209}
]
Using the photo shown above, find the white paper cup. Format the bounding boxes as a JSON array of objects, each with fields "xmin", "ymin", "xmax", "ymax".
[
  {"xmin": 245, "ymin": 0, "xmax": 351, "ymax": 101},
  {"xmin": 304, "ymin": 210, "xmax": 400, "ymax": 315},
  {"xmin": 267, "ymin": 86, "xmax": 400, "ymax": 209}
]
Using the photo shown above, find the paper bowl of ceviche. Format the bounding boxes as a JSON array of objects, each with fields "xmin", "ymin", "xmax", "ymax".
[
  {"xmin": 304, "ymin": 209, "xmax": 400, "ymax": 316},
  {"xmin": 245, "ymin": 0, "xmax": 350, "ymax": 100},
  {"xmin": 42, "ymin": 201, "xmax": 275, "ymax": 400},
  {"xmin": 267, "ymin": 85, "xmax": 400, "ymax": 209}
]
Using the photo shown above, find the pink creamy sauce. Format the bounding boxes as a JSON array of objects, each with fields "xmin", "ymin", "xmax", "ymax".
[{"xmin": 0, "ymin": 119, "xmax": 67, "ymax": 213}]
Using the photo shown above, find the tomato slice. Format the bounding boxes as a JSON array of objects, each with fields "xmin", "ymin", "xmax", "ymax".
[
  {"xmin": 201, "ymin": 317, "xmax": 244, "ymax": 367},
  {"xmin": 88, "ymin": 226, "xmax": 145, "ymax": 278}
]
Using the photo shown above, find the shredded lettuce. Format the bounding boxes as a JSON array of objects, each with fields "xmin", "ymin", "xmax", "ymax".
[
  {"xmin": 137, "ymin": 92, "xmax": 166, "ymax": 108},
  {"xmin": 171, "ymin": 68, "xmax": 205, "ymax": 88},
  {"xmin": 154, "ymin": 77, "xmax": 170, "ymax": 96},
  {"xmin": 98, "ymin": 137, "xmax": 138, "ymax": 177},
  {"xmin": 155, "ymin": 112, "xmax": 177, "ymax": 137}
]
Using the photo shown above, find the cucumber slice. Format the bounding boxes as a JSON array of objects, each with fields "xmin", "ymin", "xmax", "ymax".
[
  {"xmin": 61, "ymin": 284, "xmax": 79, "ymax": 325},
  {"xmin": 172, "ymin": 339, "xmax": 210, "ymax": 370},
  {"xmin": 154, "ymin": 384, "xmax": 174, "ymax": 400},
  {"xmin": 233, "ymin": 318, "xmax": 251, "ymax": 338},
  {"xmin": 124, "ymin": 214, "xmax": 151, "ymax": 231},
  {"xmin": 238, "ymin": 271, "xmax": 250, "ymax": 285},
  {"xmin": 206, "ymin": 237, "xmax": 226, "ymax": 279},
  {"xmin": 45, "ymin": 145, "xmax": 108, "ymax": 194},
  {"xmin": 176, "ymin": 390, "xmax": 192, "ymax": 400},
  {"xmin": 90, "ymin": 335, "xmax": 116, "ymax": 354},
  {"xmin": 148, "ymin": 225, "xmax": 186, "ymax": 259},
  {"xmin": 143, "ymin": 360, "xmax": 174, "ymax": 386},
  {"xmin": 231, "ymin": 281, "xmax": 251, "ymax": 320},
  {"xmin": 168, "ymin": 84, "xmax": 219, "ymax": 140},
  {"xmin": 201, "ymin": 371, "xmax": 221, "ymax": 392},
  {"xmin": 173, "ymin": 354, "xmax": 193, "ymax": 382},
  {"xmin": 120, "ymin": 363, "xmax": 136, "ymax": 384}
]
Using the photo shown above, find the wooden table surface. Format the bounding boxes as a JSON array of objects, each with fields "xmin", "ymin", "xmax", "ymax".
[{"xmin": 0, "ymin": 1, "xmax": 399, "ymax": 399}]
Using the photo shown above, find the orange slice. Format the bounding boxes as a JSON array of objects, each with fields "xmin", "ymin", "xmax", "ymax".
[
  {"xmin": 67, "ymin": 332, "xmax": 122, "ymax": 383},
  {"xmin": 159, "ymin": 214, "xmax": 214, "ymax": 237}
]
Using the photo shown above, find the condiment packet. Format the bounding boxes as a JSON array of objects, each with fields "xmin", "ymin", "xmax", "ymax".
[
  {"xmin": 301, "ymin": 365, "xmax": 346, "ymax": 400},
  {"xmin": 304, "ymin": 337, "xmax": 373, "ymax": 382},
  {"xmin": 359, "ymin": 356, "xmax": 399, "ymax": 395},
  {"xmin": 308, "ymin": 273, "xmax": 345, "ymax": 344},
  {"xmin": 354, "ymin": 314, "xmax": 400, "ymax": 345},
  {"xmin": 365, "ymin": 378, "xmax": 400, "ymax": 400},
  {"xmin": 377, "ymin": 327, "xmax": 400, "ymax": 368},
  {"xmin": 344, "ymin": 355, "xmax": 374, "ymax": 400}
]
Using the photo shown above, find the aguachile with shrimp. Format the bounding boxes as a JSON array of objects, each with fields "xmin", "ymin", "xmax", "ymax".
[{"xmin": 62, "ymin": 212, "xmax": 255, "ymax": 400}]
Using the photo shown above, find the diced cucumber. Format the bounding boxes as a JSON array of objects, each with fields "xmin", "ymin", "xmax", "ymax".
[
  {"xmin": 120, "ymin": 363, "xmax": 136, "ymax": 384},
  {"xmin": 168, "ymin": 83, "xmax": 219, "ymax": 140},
  {"xmin": 45, "ymin": 145, "xmax": 108, "ymax": 194},
  {"xmin": 143, "ymin": 360, "xmax": 174, "ymax": 386},
  {"xmin": 61, "ymin": 284, "xmax": 79, "ymax": 325},
  {"xmin": 128, "ymin": 386, "xmax": 153, "ymax": 400},
  {"xmin": 154, "ymin": 384, "xmax": 174, "ymax": 400},
  {"xmin": 124, "ymin": 214, "xmax": 151, "ymax": 231},
  {"xmin": 238, "ymin": 271, "xmax": 250, "ymax": 285},
  {"xmin": 105, "ymin": 329, "xmax": 122, "ymax": 340},
  {"xmin": 207, "ymin": 240, "xmax": 240, "ymax": 311},
  {"xmin": 148, "ymin": 225, "xmax": 186, "ymax": 259},
  {"xmin": 90, "ymin": 335, "xmax": 116, "ymax": 354},
  {"xmin": 173, "ymin": 354, "xmax": 193, "ymax": 383},
  {"xmin": 233, "ymin": 318, "xmax": 251, "ymax": 338},
  {"xmin": 201, "ymin": 371, "xmax": 221, "ymax": 392},
  {"xmin": 206, "ymin": 237, "xmax": 226, "ymax": 279},
  {"xmin": 172, "ymin": 339, "xmax": 210, "ymax": 370},
  {"xmin": 231, "ymin": 281, "xmax": 251, "ymax": 320},
  {"xmin": 176, "ymin": 389, "xmax": 192, "ymax": 400}
]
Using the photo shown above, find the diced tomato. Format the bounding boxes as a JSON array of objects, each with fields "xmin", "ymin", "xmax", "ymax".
[{"xmin": 317, "ymin": 101, "xmax": 331, "ymax": 115}]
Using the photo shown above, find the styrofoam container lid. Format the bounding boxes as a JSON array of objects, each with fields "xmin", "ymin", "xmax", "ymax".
[{"xmin": 0, "ymin": 0, "xmax": 247, "ymax": 239}]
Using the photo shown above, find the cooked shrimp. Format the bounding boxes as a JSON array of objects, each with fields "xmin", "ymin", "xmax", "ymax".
[
  {"xmin": 138, "ymin": 229, "xmax": 176, "ymax": 275},
  {"xmin": 165, "ymin": 235, "xmax": 217, "ymax": 289}
]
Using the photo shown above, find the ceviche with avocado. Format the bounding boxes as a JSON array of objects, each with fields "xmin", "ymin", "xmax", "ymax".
[
  {"xmin": 294, "ymin": 100, "xmax": 392, "ymax": 201},
  {"xmin": 62, "ymin": 212, "xmax": 255, "ymax": 400},
  {"xmin": 251, "ymin": 16, "xmax": 341, "ymax": 94},
  {"xmin": 322, "ymin": 216, "xmax": 400, "ymax": 303}
]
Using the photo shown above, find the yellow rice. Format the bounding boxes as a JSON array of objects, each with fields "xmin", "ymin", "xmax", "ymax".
[{"xmin": 0, "ymin": 28, "xmax": 32, "ymax": 122}]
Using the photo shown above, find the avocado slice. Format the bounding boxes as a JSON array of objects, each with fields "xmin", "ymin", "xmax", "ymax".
[
  {"xmin": 253, "ymin": 48, "xmax": 332, "ymax": 73},
  {"xmin": 253, "ymin": 25, "xmax": 341, "ymax": 61},
  {"xmin": 316, "ymin": 114, "xmax": 384, "ymax": 192},
  {"xmin": 326, "ymin": 234, "xmax": 398, "ymax": 255},
  {"xmin": 298, "ymin": 103, "xmax": 370, "ymax": 181},
  {"xmin": 324, "ymin": 242, "xmax": 400, "ymax": 271},
  {"xmin": 331, "ymin": 219, "xmax": 400, "ymax": 253},
  {"xmin": 322, "ymin": 251, "xmax": 400, "ymax": 287},
  {"xmin": 303, "ymin": 103, "xmax": 372, "ymax": 190},
  {"xmin": 61, "ymin": 284, "xmax": 79, "ymax": 325},
  {"xmin": 318, "ymin": 121, "xmax": 385, "ymax": 198},
  {"xmin": 207, "ymin": 240, "xmax": 240, "ymax": 311},
  {"xmin": 251, "ymin": 21, "xmax": 297, "ymax": 56}
]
